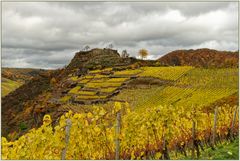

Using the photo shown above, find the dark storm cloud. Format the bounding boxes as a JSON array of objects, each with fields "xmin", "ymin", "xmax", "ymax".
[{"xmin": 2, "ymin": 2, "xmax": 238, "ymax": 69}]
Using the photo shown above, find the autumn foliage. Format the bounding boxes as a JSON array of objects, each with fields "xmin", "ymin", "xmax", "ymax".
[
  {"xmin": 138, "ymin": 49, "xmax": 149, "ymax": 60},
  {"xmin": 158, "ymin": 48, "xmax": 238, "ymax": 68}
]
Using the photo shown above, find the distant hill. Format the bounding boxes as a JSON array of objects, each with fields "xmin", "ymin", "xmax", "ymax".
[
  {"xmin": 1, "ymin": 68, "xmax": 51, "ymax": 97},
  {"xmin": 2, "ymin": 68, "xmax": 45, "ymax": 83},
  {"xmin": 157, "ymin": 48, "xmax": 238, "ymax": 68},
  {"xmin": 1, "ymin": 78, "xmax": 23, "ymax": 97}
]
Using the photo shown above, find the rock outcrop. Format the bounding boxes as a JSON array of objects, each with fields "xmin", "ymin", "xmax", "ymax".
[{"xmin": 66, "ymin": 48, "xmax": 137, "ymax": 71}]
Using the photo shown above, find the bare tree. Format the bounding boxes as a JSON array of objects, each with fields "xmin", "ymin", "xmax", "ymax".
[
  {"xmin": 108, "ymin": 44, "xmax": 114, "ymax": 49},
  {"xmin": 121, "ymin": 50, "xmax": 129, "ymax": 58},
  {"xmin": 83, "ymin": 45, "xmax": 90, "ymax": 51}
]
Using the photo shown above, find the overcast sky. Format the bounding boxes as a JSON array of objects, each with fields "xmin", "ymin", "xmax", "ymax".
[{"xmin": 2, "ymin": 2, "xmax": 238, "ymax": 69}]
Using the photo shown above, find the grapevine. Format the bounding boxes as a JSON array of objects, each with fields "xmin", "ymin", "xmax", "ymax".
[{"xmin": 2, "ymin": 103, "xmax": 238, "ymax": 160}]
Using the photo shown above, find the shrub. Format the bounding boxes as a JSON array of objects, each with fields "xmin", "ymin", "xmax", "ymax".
[{"xmin": 19, "ymin": 122, "xmax": 27, "ymax": 131}]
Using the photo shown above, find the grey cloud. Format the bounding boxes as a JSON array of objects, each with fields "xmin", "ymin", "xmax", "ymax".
[
  {"xmin": 2, "ymin": 1, "xmax": 238, "ymax": 69},
  {"xmin": 2, "ymin": 48, "xmax": 76, "ymax": 69}
]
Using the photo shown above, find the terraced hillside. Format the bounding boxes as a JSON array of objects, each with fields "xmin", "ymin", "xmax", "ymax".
[
  {"xmin": 60, "ymin": 68, "xmax": 141, "ymax": 104},
  {"xmin": 57, "ymin": 65, "xmax": 238, "ymax": 112},
  {"xmin": 59, "ymin": 66, "xmax": 193, "ymax": 105}
]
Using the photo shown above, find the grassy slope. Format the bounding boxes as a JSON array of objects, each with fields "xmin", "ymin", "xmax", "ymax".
[
  {"xmin": 200, "ymin": 138, "xmax": 239, "ymax": 160},
  {"xmin": 2, "ymin": 78, "xmax": 22, "ymax": 97},
  {"xmin": 173, "ymin": 138, "xmax": 239, "ymax": 160}
]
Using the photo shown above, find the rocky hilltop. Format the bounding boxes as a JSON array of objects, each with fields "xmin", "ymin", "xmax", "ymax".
[{"xmin": 66, "ymin": 48, "xmax": 137, "ymax": 71}]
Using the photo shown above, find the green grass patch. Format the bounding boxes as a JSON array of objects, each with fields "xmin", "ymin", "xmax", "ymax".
[
  {"xmin": 172, "ymin": 138, "xmax": 239, "ymax": 160},
  {"xmin": 19, "ymin": 122, "xmax": 28, "ymax": 131}
]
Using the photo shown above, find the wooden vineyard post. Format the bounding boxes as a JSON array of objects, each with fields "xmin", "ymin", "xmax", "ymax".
[
  {"xmin": 191, "ymin": 120, "xmax": 196, "ymax": 159},
  {"xmin": 61, "ymin": 118, "xmax": 72, "ymax": 160},
  {"xmin": 162, "ymin": 134, "xmax": 170, "ymax": 160},
  {"xmin": 115, "ymin": 111, "xmax": 121, "ymax": 160},
  {"xmin": 212, "ymin": 107, "xmax": 218, "ymax": 146},
  {"xmin": 162, "ymin": 121, "xmax": 170, "ymax": 160},
  {"xmin": 230, "ymin": 106, "xmax": 238, "ymax": 140}
]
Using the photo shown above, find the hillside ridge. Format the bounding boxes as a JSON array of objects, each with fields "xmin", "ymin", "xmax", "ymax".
[
  {"xmin": 1, "ymin": 68, "xmax": 47, "ymax": 83},
  {"xmin": 158, "ymin": 48, "xmax": 238, "ymax": 68}
]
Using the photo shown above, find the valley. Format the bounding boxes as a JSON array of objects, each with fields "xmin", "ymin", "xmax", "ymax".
[{"xmin": 1, "ymin": 48, "xmax": 239, "ymax": 160}]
